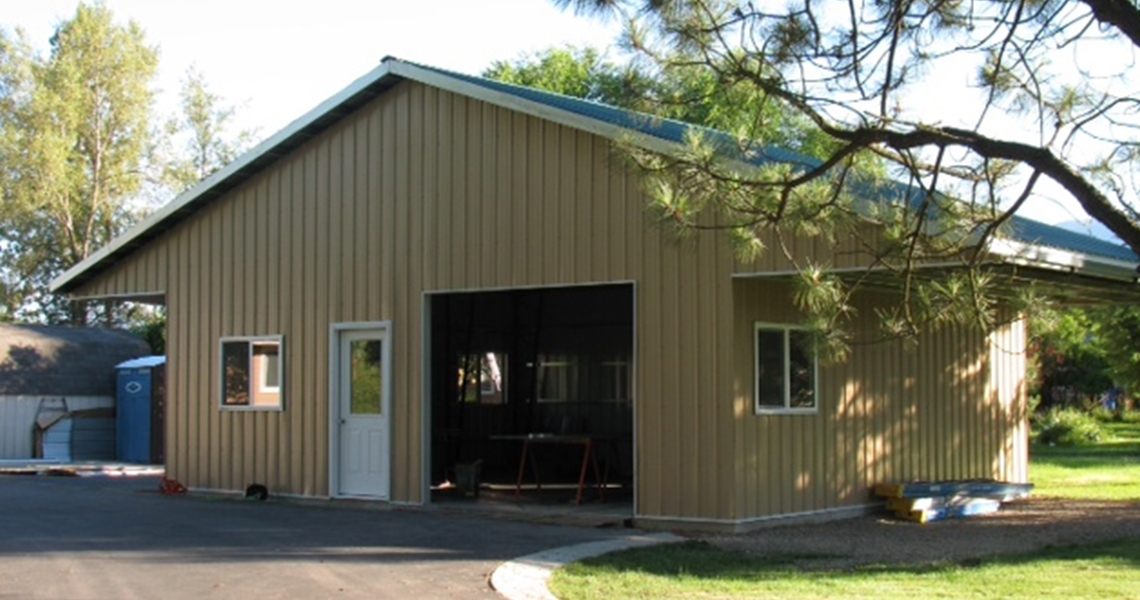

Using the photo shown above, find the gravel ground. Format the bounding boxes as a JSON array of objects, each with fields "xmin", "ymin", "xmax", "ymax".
[{"xmin": 701, "ymin": 498, "xmax": 1140, "ymax": 568}]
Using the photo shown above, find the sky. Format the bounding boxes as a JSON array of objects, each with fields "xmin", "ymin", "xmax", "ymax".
[
  {"xmin": 7, "ymin": 0, "xmax": 623, "ymax": 139},
  {"xmin": 3, "ymin": 0, "xmax": 1119, "ymax": 233}
]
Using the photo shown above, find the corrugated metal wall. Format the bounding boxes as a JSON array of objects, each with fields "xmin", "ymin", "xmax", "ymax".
[
  {"xmin": 733, "ymin": 279, "xmax": 1028, "ymax": 519},
  {"xmin": 72, "ymin": 80, "xmax": 739, "ymax": 517},
  {"xmin": 0, "ymin": 396, "xmax": 114, "ymax": 459},
  {"xmin": 69, "ymin": 78, "xmax": 1027, "ymax": 522}
]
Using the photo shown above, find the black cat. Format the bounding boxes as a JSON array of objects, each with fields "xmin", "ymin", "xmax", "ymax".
[{"xmin": 244, "ymin": 483, "xmax": 269, "ymax": 501}]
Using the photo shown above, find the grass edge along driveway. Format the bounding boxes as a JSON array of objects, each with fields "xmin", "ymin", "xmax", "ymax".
[
  {"xmin": 550, "ymin": 537, "xmax": 1140, "ymax": 600},
  {"xmin": 551, "ymin": 418, "xmax": 1140, "ymax": 599}
]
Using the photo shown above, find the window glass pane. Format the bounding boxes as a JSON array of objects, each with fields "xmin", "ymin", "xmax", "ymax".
[
  {"xmin": 456, "ymin": 352, "xmax": 507, "ymax": 404},
  {"xmin": 254, "ymin": 343, "xmax": 280, "ymax": 389},
  {"xmin": 599, "ymin": 359, "xmax": 630, "ymax": 403},
  {"xmin": 350, "ymin": 340, "xmax": 383, "ymax": 415},
  {"xmin": 250, "ymin": 342, "xmax": 282, "ymax": 408},
  {"xmin": 755, "ymin": 329, "xmax": 785, "ymax": 408},
  {"xmin": 788, "ymin": 330, "xmax": 816, "ymax": 408},
  {"xmin": 222, "ymin": 341, "xmax": 250, "ymax": 406},
  {"xmin": 537, "ymin": 356, "xmax": 577, "ymax": 403}
]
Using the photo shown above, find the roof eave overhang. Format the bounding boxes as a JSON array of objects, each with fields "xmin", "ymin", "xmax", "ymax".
[{"xmin": 985, "ymin": 237, "xmax": 1140, "ymax": 283}]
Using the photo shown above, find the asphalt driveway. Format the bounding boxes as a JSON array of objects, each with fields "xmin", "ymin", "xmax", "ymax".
[{"xmin": 0, "ymin": 474, "xmax": 627, "ymax": 599}]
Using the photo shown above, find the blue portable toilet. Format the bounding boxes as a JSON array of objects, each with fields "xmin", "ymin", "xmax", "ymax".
[{"xmin": 116, "ymin": 356, "xmax": 166, "ymax": 464}]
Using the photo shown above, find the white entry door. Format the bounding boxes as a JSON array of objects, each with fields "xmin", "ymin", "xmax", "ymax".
[{"xmin": 334, "ymin": 326, "xmax": 391, "ymax": 499}]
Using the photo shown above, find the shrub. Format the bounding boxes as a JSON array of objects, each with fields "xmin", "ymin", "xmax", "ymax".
[
  {"xmin": 1033, "ymin": 408, "xmax": 1104, "ymax": 446},
  {"xmin": 1090, "ymin": 406, "xmax": 1118, "ymax": 422}
]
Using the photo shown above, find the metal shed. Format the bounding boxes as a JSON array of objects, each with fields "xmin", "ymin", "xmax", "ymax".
[{"xmin": 0, "ymin": 324, "xmax": 150, "ymax": 460}]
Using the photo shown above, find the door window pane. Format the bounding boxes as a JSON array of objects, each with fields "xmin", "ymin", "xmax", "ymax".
[{"xmin": 350, "ymin": 339, "xmax": 383, "ymax": 415}]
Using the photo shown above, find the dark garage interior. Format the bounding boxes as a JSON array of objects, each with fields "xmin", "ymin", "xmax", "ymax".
[{"xmin": 429, "ymin": 284, "xmax": 633, "ymax": 508}]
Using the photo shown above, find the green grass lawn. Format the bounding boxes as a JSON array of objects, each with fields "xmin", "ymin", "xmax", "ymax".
[
  {"xmin": 550, "ymin": 538, "xmax": 1140, "ymax": 600},
  {"xmin": 551, "ymin": 418, "xmax": 1140, "ymax": 599},
  {"xmin": 1030, "ymin": 420, "xmax": 1140, "ymax": 500}
]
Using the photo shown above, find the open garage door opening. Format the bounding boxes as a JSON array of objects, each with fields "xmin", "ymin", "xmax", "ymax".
[{"xmin": 428, "ymin": 284, "xmax": 634, "ymax": 516}]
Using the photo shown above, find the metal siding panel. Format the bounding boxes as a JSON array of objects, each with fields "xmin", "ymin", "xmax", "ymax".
[
  {"xmin": 421, "ymin": 86, "xmax": 438, "ymax": 295},
  {"xmin": 638, "ymin": 207, "xmax": 662, "ymax": 517},
  {"xmin": 353, "ymin": 116, "xmax": 368, "ymax": 317},
  {"xmin": 696, "ymin": 222, "xmax": 715, "ymax": 517},
  {"xmin": 266, "ymin": 172, "xmax": 283, "ymax": 488},
  {"xmin": 434, "ymin": 91, "xmax": 453, "ymax": 290},
  {"xmin": 312, "ymin": 137, "xmax": 331, "ymax": 497},
  {"xmin": 510, "ymin": 112, "xmax": 529, "ymax": 285},
  {"xmin": 367, "ymin": 105, "xmax": 382, "ymax": 317},
  {"xmin": 272, "ymin": 167, "xmax": 289, "ymax": 490},
  {"xmin": 392, "ymin": 84, "xmax": 410, "ymax": 501},
  {"xmin": 406, "ymin": 82, "xmax": 426, "ymax": 502},
  {"xmin": 541, "ymin": 122, "xmax": 559, "ymax": 281},
  {"xmin": 207, "ymin": 194, "xmax": 223, "ymax": 489},
  {"xmin": 715, "ymin": 232, "xmax": 737, "ymax": 519},
  {"xmin": 176, "ymin": 227, "xmax": 192, "ymax": 485},
  {"xmin": 590, "ymin": 138, "xmax": 608, "ymax": 280},
  {"xmin": 255, "ymin": 178, "xmax": 271, "ymax": 487}
]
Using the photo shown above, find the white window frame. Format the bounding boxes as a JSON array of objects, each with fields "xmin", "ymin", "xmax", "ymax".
[
  {"xmin": 753, "ymin": 322, "xmax": 818, "ymax": 415},
  {"xmin": 220, "ymin": 335, "xmax": 285, "ymax": 412},
  {"xmin": 536, "ymin": 357, "xmax": 575, "ymax": 403},
  {"xmin": 598, "ymin": 359, "xmax": 631, "ymax": 403}
]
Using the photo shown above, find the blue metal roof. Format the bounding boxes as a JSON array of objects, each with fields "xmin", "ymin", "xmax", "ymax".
[
  {"xmin": 1008, "ymin": 216, "xmax": 1136, "ymax": 262},
  {"xmin": 412, "ymin": 61, "xmax": 816, "ymax": 168},
  {"xmin": 414, "ymin": 61, "xmax": 1138, "ymax": 264}
]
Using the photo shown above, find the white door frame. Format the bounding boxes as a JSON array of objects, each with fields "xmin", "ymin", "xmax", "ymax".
[{"xmin": 328, "ymin": 321, "xmax": 393, "ymax": 499}]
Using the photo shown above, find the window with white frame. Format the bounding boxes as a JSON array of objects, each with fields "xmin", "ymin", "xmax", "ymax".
[
  {"xmin": 598, "ymin": 359, "xmax": 630, "ymax": 403},
  {"xmin": 221, "ymin": 336, "xmax": 284, "ymax": 410},
  {"xmin": 754, "ymin": 323, "xmax": 817, "ymax": 413},
  {"xmin": 536, "ymin": 356, "xmax": 577, "ymax": 403}
]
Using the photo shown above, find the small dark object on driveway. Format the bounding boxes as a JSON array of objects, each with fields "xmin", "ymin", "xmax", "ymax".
[{"xmin": 245, "ymin": 483, "xmax": 268, "ymax": 501}]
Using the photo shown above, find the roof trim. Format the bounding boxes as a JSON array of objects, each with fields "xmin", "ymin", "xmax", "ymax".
[
  {"xmin": 986, "ymin": 238, "xmax": 1139, "ymax": 281},
  {"xmin": 52, "ymin": 57, "xmax": 1139, "ymax": 295}
]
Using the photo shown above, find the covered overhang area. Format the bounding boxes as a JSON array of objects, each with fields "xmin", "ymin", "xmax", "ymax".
[{"xmin": 734, "ymin": 243, "xmax": 1140, "ymax": 306}]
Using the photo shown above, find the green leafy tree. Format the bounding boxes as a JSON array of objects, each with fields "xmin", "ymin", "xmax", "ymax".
[
  {"xmin": 1030, "ymin": 308, "xmax": 1112, "ymax": 408},
  {"xmin": 0, "ymin": 2, "xmax": 157, "ymax": 324},
  {"xmin": 1096, "ymin": 307, "xmax": 1140, "ymax": 404},
  {"xmin": 553, "ymin": 0, "xmax": 1140, "ymax": 357},
  {"xmin": 1031, "ymin": 306, "xmax": 1140, "ymax": 411},
  {"xmin": 485, "ymin": 46, "xmax": 835, "ymax": 155},
  {"xmin": 161, "ymin": 65, "xmax": 254, "ymax": 194}
]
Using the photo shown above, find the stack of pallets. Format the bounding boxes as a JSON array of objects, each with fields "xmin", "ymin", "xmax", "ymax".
[{"xmin": 875, "ymin": 480, "xmax": 1034, "ymax": 524}]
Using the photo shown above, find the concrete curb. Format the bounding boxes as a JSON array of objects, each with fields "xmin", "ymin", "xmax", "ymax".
[{"xmin": 490, "ymin": 532, "xmax": 684, "ymax": 600}]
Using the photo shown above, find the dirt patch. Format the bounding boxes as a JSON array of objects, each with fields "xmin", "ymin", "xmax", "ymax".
[{"xmin": 700, "ymin": 498, "xmax": 1140, "ymax": 568}]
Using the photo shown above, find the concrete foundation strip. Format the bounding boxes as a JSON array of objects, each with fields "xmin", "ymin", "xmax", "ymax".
[{"xmin": 490, "ymin": 532, "xmax": 685, "ymax": 600}]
